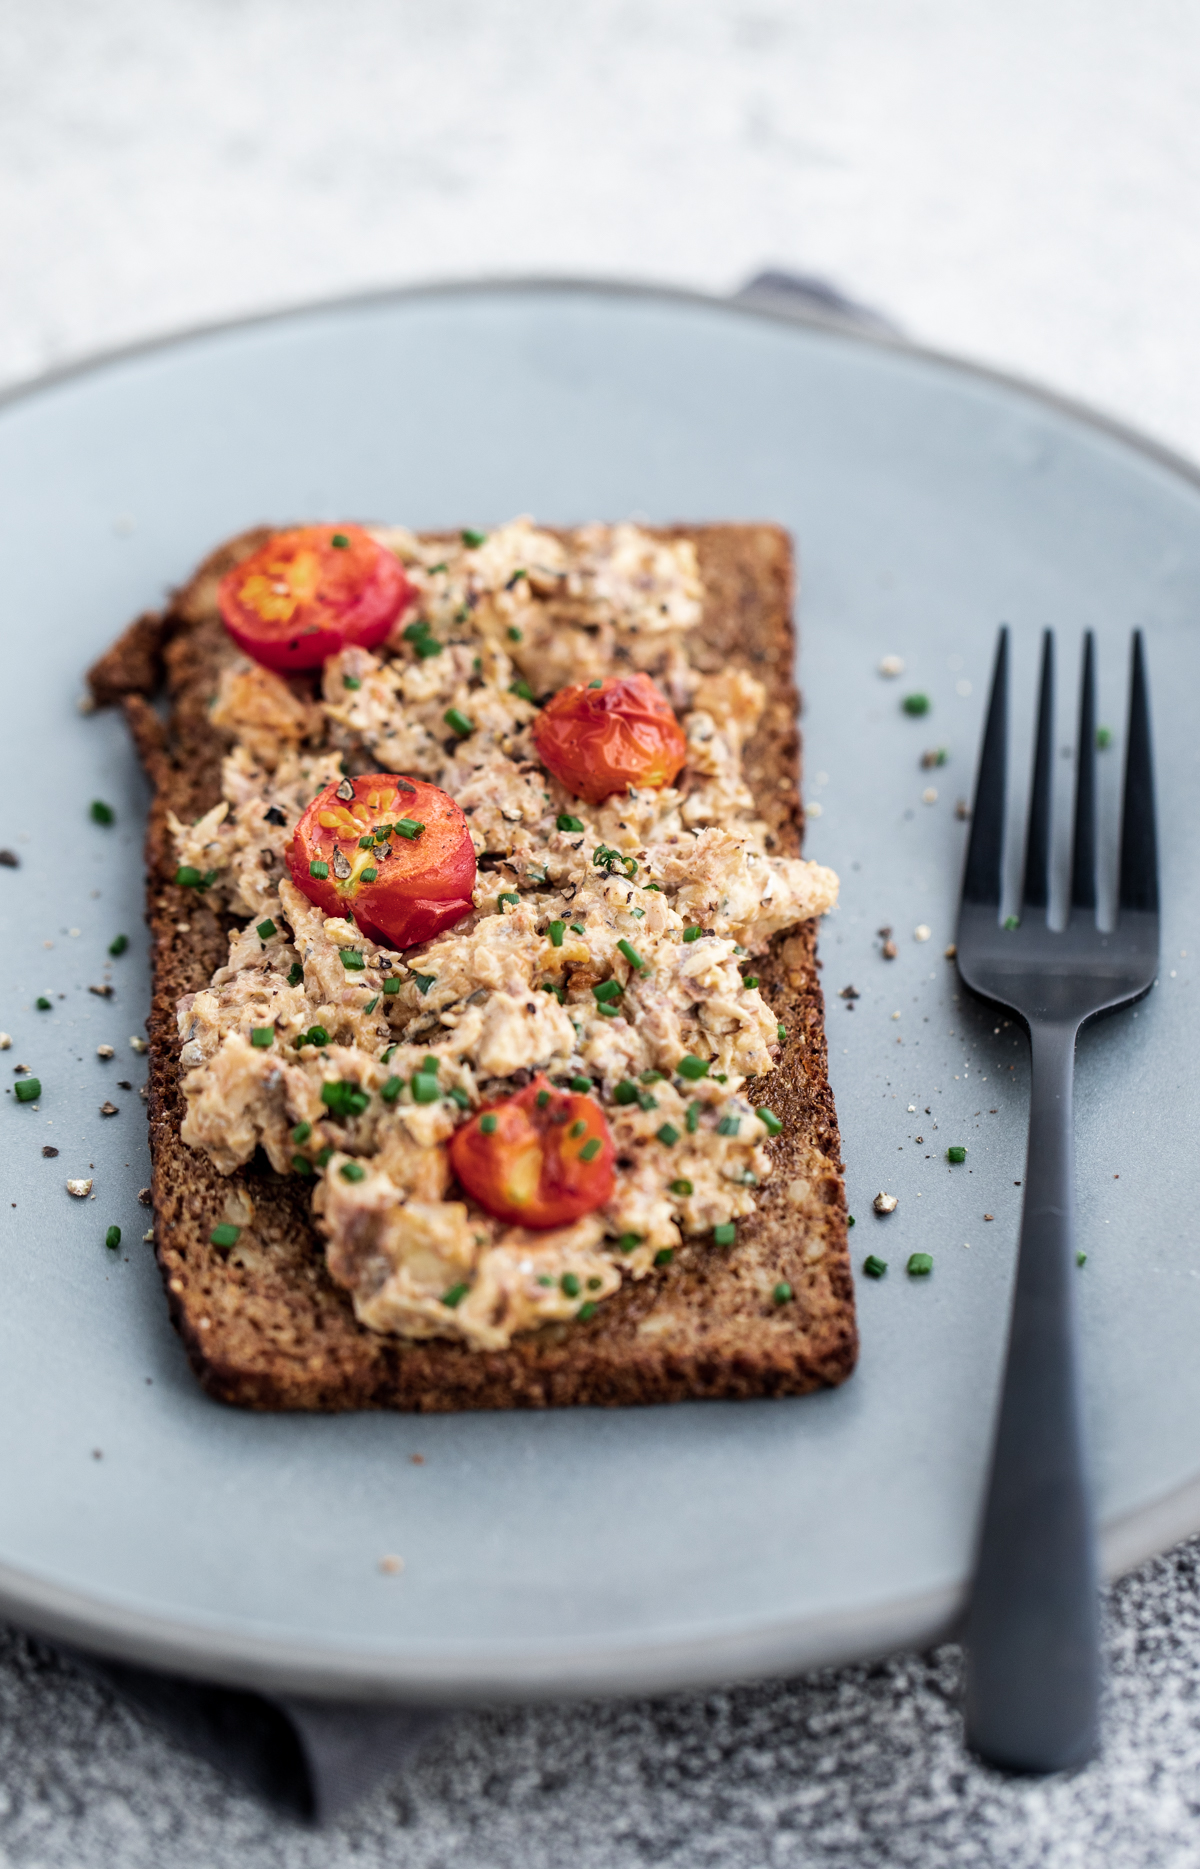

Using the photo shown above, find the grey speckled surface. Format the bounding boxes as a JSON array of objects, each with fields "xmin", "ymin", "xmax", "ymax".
[
  {"xmin": 5, "ymin": 1, "xmax": 1200, "ymax": 1859},
  {"xmin": 4, "ymin": 1543, "xmax": 1200, "ymax": 1866}
]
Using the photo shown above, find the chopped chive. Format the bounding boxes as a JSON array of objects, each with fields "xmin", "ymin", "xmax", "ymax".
[
  {"xmin": 597, "ymin": 1002, "xmax": 619, "ymax": 1017},
  {"xmin": 630, "ymin": 907, "xmax": 645, "ymax": 920},
  {"xmin": 654, "ymin": 1248, "xmax": 674, "ymax": 1266},
  {"xmin": 250, "ymin": 1027, "xmax": 274, "ymax": 1048},
  {"xmin": 773, "ymin": 1282, "xmax": 793, "ymax": 1304},
  {"xmin": 637, "ymin": 1091, "xmax": 658, "ymax": 1112},
  {"xmin": 427, "ymin": 561, "xmax": 447, "ymax": 575},
  {"xmin": 593, "ymin": 979, "xmax": 622, "ymax": 1003},
  {"xmin": 848, "ymin": 1214, "xmax": 856, "ymax": 1227},
  {"xmin": 339, "ymin": 949, "xmax": 366, "ymax": 970},
  {"xmin": 676, "ymin": 1055, "xmax": 708, "ymax": 1081},
  {"xmin": 507, "ymin": 626, "xmax": 523, "ymax": 642},
  {"xmin": 614, "ymin": 1081, "xmax": 638, "ymax": 1104},
  {"xmin": 756, "ymin": 1108, "xmax": 783, "ymax": 1136},
  {"xmin": 640, "ymin": 1071, "xmax": 664, "ymax": 1086},
  {"xmin": 256, "ymin": 918, "xmax": 277, "ymax": 940},
  {"xmin": 542, "ymin": 983, "xmax": 565, "ymax": 1002},
  {"xmin": 946, "ymin": 1145, "xmax": 967, "ymax": 1163},
  {"xmin": 444, "ymin": 707, "xmax": 474, "ymax": 738},
  {"xmin": 35, "ymin": 996, "xmax": 50, "ymax": 1011},
  {"xmin": 343, "ymin": 674, "xmax": 362, "ymax": 691},
  {"xmin": 713, "ymin": 1222, "xmax": 736, "ymax": 1247},
  {"xmin": 287, "ymin": 962, "xmax": 304, "ymax": 987},
  {"xmin": 617, "ymin": 1233, "xmax": 641, "ymax": 1253},
  {"xmin": 480, "ymin": 1113, "xmax": 498, "ymax": 1135},
  {"xmin": 588, "ymin": 679, "xmax": 602, "ymax": 689},
  {"xmin": 1096, "ymin": 726, "xmax": 1113, "ymax": 750},
  {"xmin": 743, "ymin": 975, "xmax": 759, "ymax": 989},
  {"xmin": 292, "ymin": 1155, "xmax": 312, "ymax": 1176},
  {"xmin": 412, "ymin": 1073, "xmax": 440, "ymax": 1104},
  {"xmin": 448, "ymin": 1086, "xmax": 471, "ymax": 1110},
  {"xmin": 14, "ymin": 1078, "xmax": 41, "ymax": 1103},
  {"xmin": 210, "ymin": 1223, "xmax": 240, "ymax": 1248},
  {"xmin": 642, "ymin": 882, "xmax": 662, "ymax": 892},
  {"xmin": 105, "ymin": 1225, "xmax": 121, "ymax": 1250},
  {"xmin": 686, "ymin": 1101, "xmax": 702, "ymax": 1133},
  {"xmin": 330, "ymin": 532, "xmax": 350, "ymax": 548},
  {"xmin": 498, "ymin": 892, "xmax": 520, "ymax": 909},
  {"xmin": 656, "ymin": 1123, "xmax": 679, "ymax": 1147},
  {"xmin": 374, "ymin": 825, "xmax": 393, "ymax": 842},
  {"xmin": 461, "ymin": 528, "xmax": 487, "ymax": 547},
  {"xmin": 548, "ymin": 920, "xmax": 565, "ymax": 947},
  {"xmin": 413, "ymin": 973, "xmax": 436, "ymax": 995},
  {"xmin": 536, "ymin": 1088, "xmax": 550, "ymax": 1108},
  {"xmin": 556, "ymin": 814, "xmax": 584, "ymax": 833},
  {"xmin": 587, "ymin": 1276, "xmax": 602, "ymax": 1290},
  {"xmin": 175, "ymin": 865, "xmax": 203, "ymax": 888},
  {"xmin": 381, "ymin": 1045, "xmax": 396, "ymax": 1063},
  {"xmin": 403, "ymin": 618, "xmax": 431, "ymax": 642},
  {"xmin": 415, "ymin": 636, "xmax": 443, "ymax": 659},
  {"xmin": 380, "ymin": 1075, "xmax": 403, "ymax": 1104},
  {"xmin": 339, "ymin": 1161, "xmax": 367, "ymax": 1182},
  {"xmin": 907, "ymin": 1252, "xmax": 934, "ymax": 1276},
  {"xmin": 309, "ymin": 859, "xmax": 330, "ymax": 880},
  {"xmin": 717, "ymin": 1115, "xmax": 741, "ymax": 1137},
  {"xmin": 315, "ymin": 1146, "xmax": 333, "ymax": 1168},
  {"xmin": 383, "ymin": 976, "xmax": 401, "ymax": 994},
  {"xmin": 292, "ymin": 1122, "xmax": 312, "ymax": 1144},
  {"xmin": 617, "ymin": 939, "xmax": 646, "ymax": 971},
  {"xmin": 360, "ymin": 867, "xmax": 378, "ymax": 883},
  {"xmin": 90, "ymin": 799, "xmax": 116, "ymax": 825},
  {"xmin": 577, "ymin": 1300, "xmax": 599, "ymax": 1320},
  {"xmin": 442, "ymin": 1282, "xmax": 470, "ymax": 1307},
  {"xmin": 1077, "ymin": 1251, "xmax": 1087, "ymax": 1267},
  {"xmin": 320, "ymin": 1080, "xmax": 370, "ymax": 1118},
  {"xmin": 568, "ymin": 1118, "xmax": 586, "ymax": 1138},
  {"xmin": 510, "ymin": 678, "xmax": 535, "ymax": 702},
  {"xmin": 570, "ymin": 1076, "xmax": 592, "ymax": 1093},
  {"xmin": 863, "ymin": 1255, "xmax": 887, "ymax": 1278},
  {"xmin": 571, "ymin": 924, "xmax": 585, "ymax": 936},
  {"xmin": 560, "ymin": 1272, "xmax": 581, "ymax": 1297},
  {"xmin": 395, "ymin": 819, "xmax": 425, "ymax": 840},
  {"xmin": 363, "ymin": 995, "xmax": 379, "ymax": 1013},
  {"xmin": 682, "ymin": 926, "xmax": 702, "ymax": 943},
  {"xmin": 670, "ymin": 1178, "xmax": 693, "ymax": 1197},
  {"xmin": 109, "ymin": 934, "xmax": 129, "ymax": 957},
  {"xmin": 579, "ymin": 1137, "xmax": 601, "ymax": 1161},
  {"xmin": 902, "ymin": 693, "xmax": 931, "ymax": 716},
  {"xmin": 777, "ymin": 1024, "xmax": 787, "ymax": 1044}
]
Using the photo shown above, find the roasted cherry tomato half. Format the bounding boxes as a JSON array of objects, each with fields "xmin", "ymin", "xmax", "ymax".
[
  {"xmin": 448, "ymin": 1075, "xmax": 616, "ymax": 1228},
  {"xmin": 218, "ymin": 525, "xmax": 415, "ymax": 673},
  {"xmin": 532, "ymin": 672, "xmax": 688, "ymax": 805},
  {"xmin": 289, "ymin": 773, "xmax": 476, "ymax": 950}
]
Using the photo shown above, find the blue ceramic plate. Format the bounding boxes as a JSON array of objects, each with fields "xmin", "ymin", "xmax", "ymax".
[{"xmin": 2, "ymin": 282, "xmax": 1198, "ymax": 1701}]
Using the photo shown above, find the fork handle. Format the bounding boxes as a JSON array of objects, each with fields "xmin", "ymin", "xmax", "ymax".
[{"xmin": 964, "ymin": 1018, "xmax": 1100, "ymax": 1771}]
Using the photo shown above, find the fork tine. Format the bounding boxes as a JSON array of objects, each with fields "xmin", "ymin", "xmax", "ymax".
[
  {"xmin": 1021, "ymin": 630, "xmax": 1054, "ymax": 911},
  {"xmin": 963, "ymin": 626, "xmax": 1008, "ymax": 905},
  {"xmin": 1070, "ymin": 631, "xmax": 1097, "ymax": 912},
  {"xmin": 1118, "ymin": 630, "xmax": 1158, "ymax": 914}
]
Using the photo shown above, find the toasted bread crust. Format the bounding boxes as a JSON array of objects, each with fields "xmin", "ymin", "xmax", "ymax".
[{"xmin": 91, "ymin": 524, "xmax": 857, "ymax": 1410}]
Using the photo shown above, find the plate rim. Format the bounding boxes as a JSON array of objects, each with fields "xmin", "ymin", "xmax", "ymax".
[{"xmin": 6, "ymin": 273, "xmax": 1200, "ymax": 1701}]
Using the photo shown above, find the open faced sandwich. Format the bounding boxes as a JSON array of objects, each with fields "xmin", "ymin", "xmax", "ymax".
[{"xmin": 87, "ymin": 518, "xmax": 856, "ymax": 1410}]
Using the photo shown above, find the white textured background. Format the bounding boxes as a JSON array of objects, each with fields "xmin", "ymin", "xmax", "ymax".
[{"xmin": 5, "ymin": 2, "xmax": 1200, "ymax": 1862}]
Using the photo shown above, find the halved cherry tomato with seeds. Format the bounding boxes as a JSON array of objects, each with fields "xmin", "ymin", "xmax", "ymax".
[
  {"xmin": 289, "ymin": 773, "xmax": 476, "ymax": 950},
  {"xmin": 532, "ymin": 672, "xmax": 688, "ymax": 805},
  {"xmin": 448, "ymin": 1075, "xmax": 615, "ymax": 1228},
  {"xmin": 218, "ymin": 525, "xmax": 415, "ymax": 673}
]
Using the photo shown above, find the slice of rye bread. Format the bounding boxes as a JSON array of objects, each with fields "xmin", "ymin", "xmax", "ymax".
[{"xmin": 88, "ymin": 523, "xmax": 858, "ymax": 1411}]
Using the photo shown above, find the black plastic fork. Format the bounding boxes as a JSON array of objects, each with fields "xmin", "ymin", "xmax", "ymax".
[{"xmin": 956, "ymin": 627, "xmax": 1159, "ymax": 1772}]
